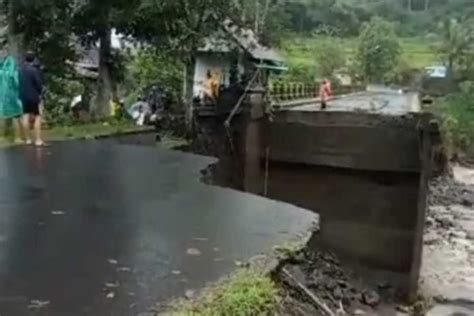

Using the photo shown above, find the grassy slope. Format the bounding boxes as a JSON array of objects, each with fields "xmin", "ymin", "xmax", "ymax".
[
  {"xmin": 0, "ymin": 121, "xmax": 149, "ymax": 147},
  {"xmin": 282, "ymin": 35, "xmax": 439, "ymax": 80},
  {"xmin": 166, "ymin": 269, "xmax": 279, "ymax": 316}
]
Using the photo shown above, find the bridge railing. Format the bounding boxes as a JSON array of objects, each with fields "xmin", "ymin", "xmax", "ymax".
[{"xmin": 268, "ymin": 82, "xmax": 363, "ymax": 104}]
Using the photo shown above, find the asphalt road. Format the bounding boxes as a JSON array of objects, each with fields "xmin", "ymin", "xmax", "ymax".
[{"xmin": 0, "ymin": 142, "xmax": 315, "ymax": 316}]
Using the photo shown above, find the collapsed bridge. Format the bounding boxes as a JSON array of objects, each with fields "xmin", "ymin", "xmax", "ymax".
[{"xmin": 194, "ymin": 84, "xmax": 443, "ymax": 301}]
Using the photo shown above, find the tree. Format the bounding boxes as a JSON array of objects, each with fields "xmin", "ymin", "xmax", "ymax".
[
  {"xmin": 13, "ymin": 0, "xmax": 76, "ymax": 75},
  {"xmin": 4, "ymin": 0, "xmax": 16, "ymax": 54},
  {"xmin": 122, "ymin": 0, "xmax": 239, "ymax": 127},
  {"xmin": 356, "ymin": 17, "xmax": 401, "ymax": 83},
  {"xmin": 315, "ymin": 38, "xmax": 346, "ymax": 78},
  {"xmin": 126, "ymin": 49, "xmax": 183, "ymax": 105},
  {"xmin": 233, "ymin": 0, "xmax": 287, "ymax": 45},
  {"xmin": 438, "ymin": 18, "xmax": 474, "ymax": 79},
  {"xmin": 72, "ymin": 0, "xmax": 139, "ymax": 116}
]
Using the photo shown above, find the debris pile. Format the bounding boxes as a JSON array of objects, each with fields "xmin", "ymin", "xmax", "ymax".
[
  {"xmin": 425, "ymin": 174, "xmax": 474, "ymax": 245},
  {"xmin": 428, "ymin": 175, "xmax": 474, "ymax": 208},
  {"xmin": 278, "ymin": 251, "xmax": 401, "ymax": 316}
]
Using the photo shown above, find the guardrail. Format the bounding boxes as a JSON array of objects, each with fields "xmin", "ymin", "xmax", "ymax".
[{"xmin": 269, "ymin": 82, "xmax": 363, "ymax": 104}]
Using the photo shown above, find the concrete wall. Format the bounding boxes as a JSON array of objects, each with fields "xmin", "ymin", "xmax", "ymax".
[
  {"xmin": 262, "ymin": 164, "xmax": 420, "ymax": 270},
  {"xmin": 198, "ymin": 102, "xmax": 434, "ymax": 301},
  {"xmin": 266, "ymin": 111, "xmax": 421, "ymax": 172},
  {"xmin": 257, "ymin": 110, "xmax": 433, "ymax": 300}
]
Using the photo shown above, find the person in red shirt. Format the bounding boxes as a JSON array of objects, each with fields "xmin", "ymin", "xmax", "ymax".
[{"xmin": 319, "ymin": 79, "xmax": 332, "ymax": 110}]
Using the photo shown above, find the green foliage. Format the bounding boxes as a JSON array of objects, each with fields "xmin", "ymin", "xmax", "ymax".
[
  {"xmin": 44, "ymin": 121, "xmax": 144, "ymax": 141},
  {"xmin": 314, "ymin": 38, "xmax": 346, "ymax": 78},
  {"xmin": 13, "ymin": 0, "xmax": 77, "ymax": 75},
  {"xmin": 123, "ymin": 0, "xmax": 238, "ymax": 54},
  {"xmin": 1, "ymin": 121, "xmax": 143, "ymax": 146},
  {"xmin": 42, "ymin": 75, "xmax": 83, "ymax": 126},
  {"xmin": 273, "ymin": 241, "xmax": 305, "ymax": 259},
  {"xmin": 283, "ymin": 0, "xmax": 372, "ymax": 36},
  {"xmin": 170, "ymin": 269, "xmax": 279, "ymax": 316},
  {"xmin": 234, "ymin": 0, "xmax": 288, "ymax": 46},
  {"xmin": 279, "ymin": 0, "xmax": 474, "ymax": 37},
  {"xmin": 438, "ymin": 81, "xmax": 474, "ymax": 156},
  {"xmin": 282, "ymin": 35, "xmax": 436, "ymax": 83},
  {"xmin": 125, "ymin": 49, "xmax": 183, "ymax": 107},
  {"xmin": 385, "ymin": 58, "xmax": 419, "ymax": 86},
  {"xmin": 356, "ymin": 17, "xmax": 401, "ymax": 83},
  {"xmin": 438, "ymin": 18, "xmax": 474, "ymax": 80},
  {"xmin": 71, "ymin": 0, "xmax": 138, "ymax": 44}
]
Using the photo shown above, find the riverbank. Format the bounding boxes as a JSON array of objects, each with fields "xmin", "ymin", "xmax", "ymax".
[{"xmin": 422, "ymin": 164, "xmax": 474, "ymax": 315}]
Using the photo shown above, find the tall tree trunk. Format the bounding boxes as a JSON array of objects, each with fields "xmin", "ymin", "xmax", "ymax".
[
  {"xmin": 425, "ymin": 0, "xmax": 430, "ymax": 11},
  {"xmin": 6, "ymin": 0, "xmax": 15, "ymax": 53},
  {"xmin": 183, "ymin": 55, "xmax": 195, "ymax": 133},
  {"xmin": 260, "ymin": 0, "xmax": 271, "ymax": 32},
  {"xmin": 254, "ymin": 0, "xmax": 259, "ymax": 34},
  {"xmin": 408, "ymin": 0, "xmax": 412, "ymax": 12},
  {"xmin": 96, "ymin": 27, "xmax": 115, "ymax": 117}
]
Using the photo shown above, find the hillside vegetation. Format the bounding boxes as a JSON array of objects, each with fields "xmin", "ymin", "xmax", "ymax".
[{"xmin": 282, "ymin": 35, "xmax": 439, "ymax": 82}]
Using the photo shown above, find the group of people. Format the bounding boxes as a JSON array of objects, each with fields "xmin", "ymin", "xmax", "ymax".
[{"xmin": 0, "ymin": 51, "xmax": 45, "ymax": 146}]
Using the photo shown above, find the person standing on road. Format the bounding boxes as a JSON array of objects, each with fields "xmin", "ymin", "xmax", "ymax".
[
  {"xmin": 19, "ymin": 52, "xmax": 45, "ymax": 146},
  {"xmin": 319, "ymin": 79, "xmax": 332, "ymax": 110},
  {"xmin": 0, "ymin": 51, "xmax": 26, "ymax": 142}
]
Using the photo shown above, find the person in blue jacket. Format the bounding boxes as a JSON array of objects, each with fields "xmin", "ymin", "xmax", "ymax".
[{"xmin": 19, "ymin": 52, "xmax": 45, "ymax": 146}]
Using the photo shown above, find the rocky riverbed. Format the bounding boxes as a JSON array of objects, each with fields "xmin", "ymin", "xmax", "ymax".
[
  {"xmin": 277, "ymin": 250, "xmax": 408, "ymax": 316},
  {"xmin": 422, "ymin": 165, "xmax": 474, "ymax": 316}
]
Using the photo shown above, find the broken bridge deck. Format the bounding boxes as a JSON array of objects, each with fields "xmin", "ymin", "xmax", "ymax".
[
  {"xmin": 268, "ymin": 88, "xmax": 423, "ymax": 172},
  {"xmin": 262, "ymin": 88, "xmax": 433, "ymax": 299}
]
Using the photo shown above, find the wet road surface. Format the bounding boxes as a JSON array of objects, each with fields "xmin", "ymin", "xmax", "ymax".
[{"xmin": 0, "ymin": 142, "xmax": 315, "ymax": 316}]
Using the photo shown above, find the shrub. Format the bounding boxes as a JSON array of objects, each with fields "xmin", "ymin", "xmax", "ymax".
[
  {"xmin": 438, "ymin": 81, "xmax": 474, "ymax": 157},
  {"xmin": 125, "ymin": 49, "xmax": 183, "ymax": 108},
  {"xmin": 315, "ymin": 38, "xmax": 346, "ymax": 79},
  {"xmin": 356, "ymin": 17, "xmax": 401, "ymax": 83},
  {"xmin": 169, "ymin": 269, "xmax": 279, "ymax": 316},
  {"xmin": 43, "ymin": 75, "xmax": 84, "ymax": 127}
]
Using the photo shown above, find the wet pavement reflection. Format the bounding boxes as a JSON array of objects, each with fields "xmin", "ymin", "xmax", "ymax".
[{"xmin": 0, "ymin": 142, "xmax": 315, "ymax": 316}]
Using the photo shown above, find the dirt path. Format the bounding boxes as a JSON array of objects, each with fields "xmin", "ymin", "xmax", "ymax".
[{"xmin": 422, "ymin": 165, "xmax": 474, "ymax": 315}]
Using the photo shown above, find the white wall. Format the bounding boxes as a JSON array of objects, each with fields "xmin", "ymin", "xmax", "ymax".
[{"xmin": 193, "ymin": 54, "xmax": 232, "ymax": 97}]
